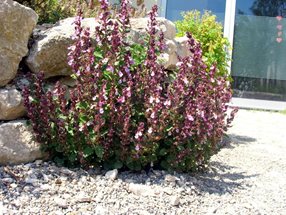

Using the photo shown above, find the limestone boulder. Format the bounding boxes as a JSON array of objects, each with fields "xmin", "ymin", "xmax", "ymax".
[
  {"xmin": 129, "ymin": 17, "xmax": 176, "ymax": 41},
  {"xmin": 161, "ymin": 37, "xmax": 192, "ymax": 70},
  {"xmin": 0, "ymin": 120, "xmax": 44, "ymax": 165},
  {"xmin": 162, "ymin": 39, "xmax": 178, "ymax": 70},
  {"xmin": 0, "ymin": 0, "xmax": 38, "ymax": 86},
  {"xmin": 174, "ymin": 36, "xmax": 191, "ymax": 60},
  {"xmin": 26, "ymin": 18, "xmax": 98, "ymax": 78},
  {"xmin": 0, "ymin": 88, "xmax": 26, "ymax": 120},
  {"xmin": 26, "ymin": 16, "xmax": 181, "ymax": 78}
]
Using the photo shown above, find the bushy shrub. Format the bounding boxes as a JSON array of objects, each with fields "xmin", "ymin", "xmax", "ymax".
[
  {"xmin": 15, "ymin": 0, "xmax": 146, "ymax": 24},
  {"xmin": 23, "ymin": 0, "xmax": 237, "ymax": 172},
  {"xmin": 175, "ymin": 10, "xmax": 231, "ymax": 79},
  {"xmin": 15, "ymin": 0, "xmax": 73, "ymax": 24}
]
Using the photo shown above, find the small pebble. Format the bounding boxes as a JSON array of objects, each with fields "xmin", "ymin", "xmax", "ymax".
[{"xmin": 105, "ymin": 169, "xmax": 118, "ymax": 180}]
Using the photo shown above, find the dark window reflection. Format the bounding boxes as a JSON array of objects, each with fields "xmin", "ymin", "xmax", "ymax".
[
  {"xmin": 232, "ymin": 0, "xmax": 286, "ymax": 101},
  {"xmin": 236, "ymin": 0, "xmax": 286, "ymax": 16}
]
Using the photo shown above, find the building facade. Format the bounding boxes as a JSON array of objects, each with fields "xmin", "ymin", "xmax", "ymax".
[{"xmin": 148, "ymin": 0, "xmax": 286, "ymax": 103}]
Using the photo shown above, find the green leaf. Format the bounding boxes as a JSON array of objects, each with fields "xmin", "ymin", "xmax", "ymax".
[
  {"xmin": 159, "ymin": 148, "xmax": 167, "ymax": 156},
  {"xmin": 70, "ymin": 74, "xmax": 77, "ymax": 79},
  {"xmin": 55, "ymin": 145, "xmax": 64, "ymax": 153},
  {"xmin": 103, "ymin": 70, "xmax": 112, "ymax": 80},
  {"xmin": 95, "ymin": 145, "xmax": 104, "ymax": 159},
  {"xmin": 65, "ymin": 125, "xmax": 74, "ymax": 136},
  {"xmin": 113, "ymin": 160, "xmax": 123, "ymax": 169},
  {"xmin": 166, "ymin": 125, "xmax": 173, "ymax": 132},
  {"xmin": 160, "ymin": 160, "xmax": 169, "ymax": 170},
  {"xmin": 79, "ymin": 115, "xmax": 89, "ymax": 123},
  {"xmin": 126, "ymin": 160, "xmax": 141, "ymax": 171},
  {"xmin": 94, "ymin": 50, "xmax": 103, "ymax": 59},
  {"xmin": 69, "ymin": 153, "xmax": 77, "ymax": 162},
  {"xmin": 76, "ymin": 101, "xmax": 88, "ymax": 110},
  {"xmin": 83, "ymin": 146, "xmax": 94, "ymax": 158}
]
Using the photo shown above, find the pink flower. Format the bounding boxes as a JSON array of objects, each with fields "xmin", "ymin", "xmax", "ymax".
[
  {"xmin": 135, "ymin": 131, "xmax": 143, "ymax": 139},
  {"xmin": 277, "ymin": 24, "xmax": 283, "ymax": 31},
  {"xmin": 106, "ymin": 65, "xmax": 114, "ymax": 72},
  {"xmin": 276, "ymin": 16, "xmax": 283, "ymax": 21},
  {"xmin": 135, "ymin": 144, "xmax": 141, "ymax": 151},
  {"xmin": 276, "ymin": 37, "xmax": 283, "ymax": 43},
  {"xmin": 187, "ymin": 114, "xmax": 194, "ymax": 121},
  {"xmin": 164, "ymin": 100, "xmax": 171, "ymax": 106},
  {"xmin": 118, "ymin": 96, "xmax": 126, "ymax": 103}
]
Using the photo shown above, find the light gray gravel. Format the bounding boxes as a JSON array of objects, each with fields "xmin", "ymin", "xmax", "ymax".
[{"xmin": 0, "ymin": 109, "xmax": 286, "ymax": 214}]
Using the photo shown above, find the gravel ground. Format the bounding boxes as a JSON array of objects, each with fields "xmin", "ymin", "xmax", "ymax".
[{"xmin": 1, "ymin": 109, "xmax": 286, "ymax": 215}]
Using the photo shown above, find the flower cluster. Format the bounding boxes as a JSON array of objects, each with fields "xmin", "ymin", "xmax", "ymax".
[{"xmin": 23, "ymin": 0, "xmax": 237, "ymax": 172}]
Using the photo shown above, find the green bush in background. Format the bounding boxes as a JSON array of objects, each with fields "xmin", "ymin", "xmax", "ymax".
[
  {"xmin": 16, "ymin": 0, "xmax": 69, "ymax": 24},
  {"xmin": 175, "ymin": 10, "xmax": 231, "ymax": 79},
  {"xmin": 15, "ymin": 0, "xmax": 146, "ymax": 24},
  {"xmin": 15, "ymin": 0, "xmax": 103, "ymax": 24}
]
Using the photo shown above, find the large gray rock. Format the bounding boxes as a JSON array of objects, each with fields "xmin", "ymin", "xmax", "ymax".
[
  {"xmin": 26, "ymin": 17, "xmax": 180, "ymax": 78},
  {"xmin": 158, "ymin": 37, "xmax": 192, "ymax": 70},
  {"xmin": 129, "ymin": 17, "xmax": 176, "ymax": 41},
  {"xmin": 0, "ymin": 0, "xmax": 38, "ymax": 87},
  {"xmin": 0, "ymin": 120, "xmax": 43, "ymax": 165},
  {"xmin": 174, "ymin": 36, "xmax": 191, "ymax": 59},
  {"xmin": 26, "ymin": 18, "xmax": 98, "ymax": 78},
  {"xmin": 0, "ymin": 88, "xmax": 26, "ymax": 120}
]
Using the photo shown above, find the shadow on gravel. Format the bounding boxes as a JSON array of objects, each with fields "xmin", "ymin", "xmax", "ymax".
[
  {"xmin": 192, "ymin": 161, "xmax": 259, "ymax": 195},
  {"xmin": 117, "ymin": 159, "xmax": 258, "ymax": 196},
  {"xmin": 220, "ymin": 134, "xmax": 257, "ymax": 149}
]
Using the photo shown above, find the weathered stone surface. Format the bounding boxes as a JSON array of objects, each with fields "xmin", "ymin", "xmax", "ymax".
[
  {"xmin": 174, "ymin": 36, "xmax": 191, "ymax": 59},
  {"xmin": 128, "ymin": 183, "xmax": 159, "ymax": 196},
  {"xmin": 26, "ymin": 17, "xmax": 178, "ymax": 78},
  {"xmin": 129, "ymin": 17, "xmax": 176, "ymax": 41},
  {"xmin": 162, "ymin": 39, "xmax": 178, "ymax": 69},
  {"xmin": 105, "ymin": 169, "xmax": 118, "ymax": 180},
  {"xmin": 26, "ymin": 18, "xmax": 98, "ymax": 78},
  {"xmin": 0, "ymin": 88, "xmax": 26, "ymax": 120},
  {"xmin": 0, "ymin": 120, "xmax": 43, "ymax": 165},
  {"xmin": 160, "ymin": 37, "xmax": 192, "ymax": 70},
  {"xmin": 0, "ymin": 0, "xmax": 38, "ymax": 86}
]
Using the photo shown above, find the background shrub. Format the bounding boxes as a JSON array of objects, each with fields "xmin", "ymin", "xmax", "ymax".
[
  {"xmin": 15, "ymin": 0, "xmax": 146, "ymax": 24},
  {"xmin": 175, "ymin": 10, "xmax": 231, "ymax": 79},
  {"xmin": 23, "ymin": 0, "xmax": 237, "ymax": 172},
  {"xmin": 16, "ymin": 0, "xmax": 69, "ymax": 24}
]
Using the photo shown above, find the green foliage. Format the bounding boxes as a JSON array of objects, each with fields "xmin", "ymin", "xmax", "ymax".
[
  {"xmin": 15, "ymin": 0, "xmax": 66, "ymax": 24},
  {"xmin": 15, "ymin": 0, "xmax": 102, "ymax": 24},
  {"xmin": 15, "ymin": 0, "xmax": 146, "ymax": 24},
  {"xmin": 175, "ymin": 10, "xmax": 231, "ymax": 79}
]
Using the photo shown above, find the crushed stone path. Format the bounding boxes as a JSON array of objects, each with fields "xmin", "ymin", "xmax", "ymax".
[
  {"xmin": 1, "ymin": 109, "xmax": 286, "ymax": 214},
  {"xmin": 193, "ymin": 109, "xmax": 286, "ymax": 215}
]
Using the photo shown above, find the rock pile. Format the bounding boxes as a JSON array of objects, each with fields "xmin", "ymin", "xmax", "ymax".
[{"xmin": 0, "ymin": 0, "xmax": 37, "ymax": 87}]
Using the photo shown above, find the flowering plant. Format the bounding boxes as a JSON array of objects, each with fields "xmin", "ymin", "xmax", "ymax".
[{"xmin": 23, "ymin": 0, "xmax": 237, "ymax": 172}]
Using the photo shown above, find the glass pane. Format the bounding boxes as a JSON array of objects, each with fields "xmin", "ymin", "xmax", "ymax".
[
  {"xmin": 166, "ymin": 0, "xmax": 226, "ymax": 23},
  {"xmin": 232, "ymin": 0, "xmax": 286, "ymax": 101}
]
